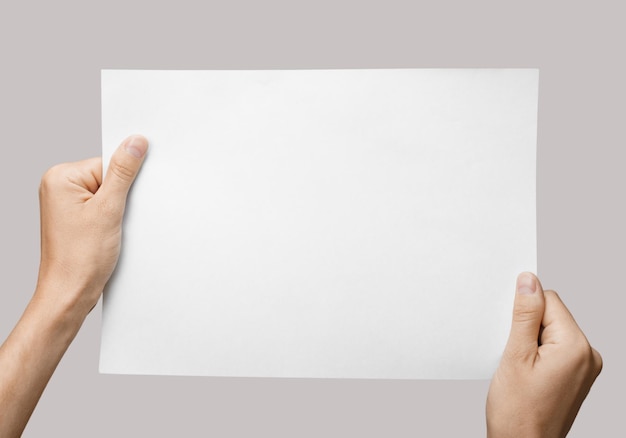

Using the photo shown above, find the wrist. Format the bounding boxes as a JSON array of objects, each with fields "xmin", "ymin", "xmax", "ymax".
[
  {"xmin": 23, "ymin": 294, "xmax": 85, "ymax": 353},
  {"xmin": 33, "ymin": 272, "xmax": 101, "ymax": 324}
]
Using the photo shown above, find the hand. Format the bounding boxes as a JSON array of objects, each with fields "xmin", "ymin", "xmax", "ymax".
[
  {"xmin": 36, "ymin": 134, "xmax": 148, "ymax": 316},
  {"xmin": 486, "ymin": 272, "xmax": 602, "ymax": 437},
  {"xmin": 0, "ymin": 135, "xmax": 148, "ymax": 438}
]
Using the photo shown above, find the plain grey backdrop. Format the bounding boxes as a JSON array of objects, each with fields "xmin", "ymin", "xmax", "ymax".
[{"xmin": 0, "ymin": 1, "xmax": 623, "ymax": 436}]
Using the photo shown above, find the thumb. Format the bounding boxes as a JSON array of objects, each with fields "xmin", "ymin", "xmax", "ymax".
[
  {"xmin": 503, "ymin": 272, "xmax": 546, "ymax": 363},
  {"xmin": 100, "ymin": 135, "xmax": 148, "ymax": 203}
]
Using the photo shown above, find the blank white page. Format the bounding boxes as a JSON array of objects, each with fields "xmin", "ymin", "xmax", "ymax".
[{"xmin": 100, "ymin": 69, "xmax": 537, "ymax": 379}]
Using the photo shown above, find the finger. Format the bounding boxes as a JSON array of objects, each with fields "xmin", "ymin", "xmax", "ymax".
[
  {"xmin": 540, "ymin": 290, "xmax": 585, "ymax": 346},
  {"xmin": 71, "ymin": 157, "xmax": 102, "ymax": 194},
  {"xmin": 42, "ymin": 157, "xmax": 103, "ymax": 196},
  {"xmin": 98, "ymin": 135, "xmax": 148, "ymax": 203},
  {"xmin": 503, "ymin": 272, "xmax": 545, "ymax": 363}
]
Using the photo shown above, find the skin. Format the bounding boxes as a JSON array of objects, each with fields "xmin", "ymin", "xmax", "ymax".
[
  {"xmin": 486, "ymin": 273, "xmax": 602, "ymax": 437},
  {"xmin": 0, "ymin": 134, "xmax": 601, "ymax": 437},
  {"xmin": 0, "ymin": 135, "xmax": 148, "ymax": 437}
]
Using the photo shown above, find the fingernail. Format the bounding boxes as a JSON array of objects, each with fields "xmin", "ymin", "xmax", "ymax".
[
  {"xmin": 124, "ymin": 135, "xmax": 148, "ymax": 158},
  {"xmin": 517, "ymin": 272, "xmax": 537, "ymax": 295}
]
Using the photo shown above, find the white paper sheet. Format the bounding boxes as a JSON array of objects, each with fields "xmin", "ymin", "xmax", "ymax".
[{"xmin": 100, "ymin": 69, "xmax": 537, "ymax": 379}]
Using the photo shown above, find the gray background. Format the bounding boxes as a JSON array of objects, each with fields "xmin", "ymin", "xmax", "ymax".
[{"xmin": 0, "ymin": 0, "xmax": 623, "ymax": 436}]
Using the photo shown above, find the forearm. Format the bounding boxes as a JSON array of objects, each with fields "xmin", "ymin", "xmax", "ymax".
[
  {"xmin": 0, "ymin": 283, "xmax": 89, "ymax": 438},
  {"xmin": 0, "ymin": 136, "xmax": 147, "ymax": 436}
]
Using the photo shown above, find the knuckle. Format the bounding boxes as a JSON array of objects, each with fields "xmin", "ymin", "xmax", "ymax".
[
  {"xmin": 40, "ymin": 163, "xmax": 68, "ymax": 191},
  {"xmin": 569, "ymin": 338, "xmax": 596, "ymax": 370},
  {"xmin": 593, "ymin": 349, "xmax": 603, "ymax": 375},
  {"xmin": 109, "ymin": 158, "xmax": 135, "ymax": 182},
  {"xmin": 513, "ymin": 303, "xmax": 540, "ymax": 323},
  {"xmin": 576, "ymin": 343, "xmax": 593, "ymax": 362}
]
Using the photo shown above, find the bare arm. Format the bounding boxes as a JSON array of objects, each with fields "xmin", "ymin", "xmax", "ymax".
[{"xmin": 0, "ymin": 135, "xmax": 148, "ymax": 437}]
